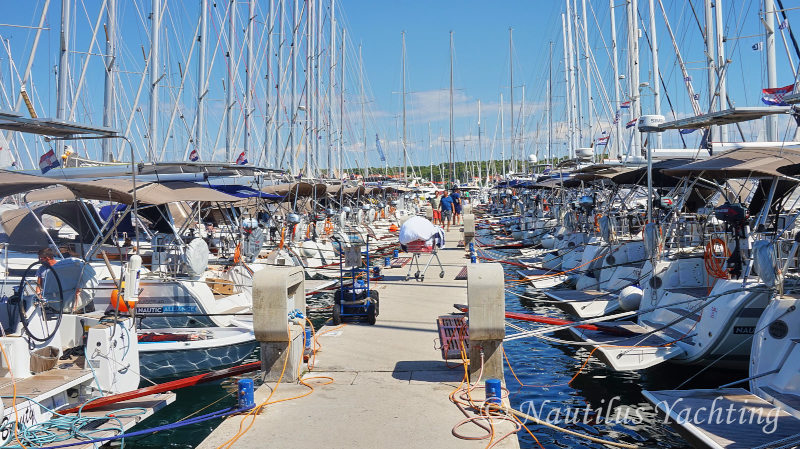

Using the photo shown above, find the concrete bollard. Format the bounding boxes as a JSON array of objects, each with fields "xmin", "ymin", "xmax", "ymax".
[
  {"xmin": 253, "ymin": 266, "xmax": 306, "ymax": 382},
  {"xmin": 467, "ymin": 263, "xmax": 505, "ymax": 381},
  {"xmin": 463, "ymin": 213, "xmax": 475, "ymax": 252}
]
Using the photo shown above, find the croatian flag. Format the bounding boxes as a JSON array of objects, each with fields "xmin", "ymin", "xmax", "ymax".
[
  {"xmin": 596, "ymin": 136, "xmax": 609, "ymax": 146},
  {"xmin": 762, "ymin": 84, "xmax": 794, "ymax": 106},
  {"xmin": 620, "ymin": 101, "xmax": 631, "ymax": 109},
  {"xmin": 613, "ymin": 110, "xmax": 621, "ymax": 124},
  {"xmin": 626, "ymin": 119, "xmax": 637, "ymax": 129},
  {"xmin": 189, "ymin": 149, "xmax": 199, "ymax": 162},
  {"xmin": 235, "ymin": 151, "xmax": 248, "ymax": 165},
  {"xmin": 39, "ymin": 149, "xmax": 60, "ymax": 174}
]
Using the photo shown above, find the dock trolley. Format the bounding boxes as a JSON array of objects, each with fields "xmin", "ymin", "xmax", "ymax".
[
  {"xmin": 403, "ymin": 239, "xmax": 445, "ymax": 282},
  {"xmin": 331, "ymin": 235, "xmax": 379, "ymax": 325}
]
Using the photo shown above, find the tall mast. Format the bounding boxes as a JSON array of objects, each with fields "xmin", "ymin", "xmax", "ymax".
[
  {"xmin": 148, "ymin": 0, "xmax": 160, "ymax": 162},
  {"xmin": 766, "ymin": 0, "xmax": 778, "ymax": 141},
  {"xmin": 315, "ymin": 0, "xmax": 322, "ymax": 174},
  {"xmin": 57, "ymin": 0, "xmax": 71, "ymax": 156},
  {"xmin": 582, "ymin": 0, "xmax": 592, "ymax": 149},
  {"xmin": 290, "ymin": 0, "xmax": 298, "ymax": 173},
  {"xmin": 245, "ymin": 0, "xmax": 255, "ymax": 160},
  {"xmin": 509, "ymin": 28, "xmax": 514, "ymax": 174},
  {"xmin": 715, "ymin": 0, "xmax": 727, "ymax": 142},
  {"xmin": 102, "ymin": 0, "xmax": 116, "ymax": 161},
  {"xmin": 225, "ymin": 0, "xmax": 236, "ymax": 162},
  {"xmin": 328, "ymin": 0, "xmax": 335, "ymax": 175},
  {"xmin": 275, "ymin": 0, "xmax": 284, "ymax": 168},
  {"xmin": 703, "ymin": 0, "xmax": 717, "ymax": 143},
  {"xmin": 305, "ymin": 0, "xmax": 312, "ymax": 176},
  {"xmin": 428, "ymin": 122, "xmax": 433, "ymax": 182},
  {"xmin": 626, "ymin": 0, "xmax": 641, "ymax": 157},
  {"xmin": 339, "ymin": 27, "xmax": 345, "ymax": 175},
  {"xmin": 609, "ymin": 0, "xmax": 621, "ymax": 160},
  {"xmin": 359, "ymin": 44, "xmax": 367, "ymax": 179},
  {"xmin": 569, "ymin": 0, "xmax": 582, "ymax": 148},
  {"xmin": 449, "ymin": 31, "xmax": 455, "ymax": 185},
  {"xmin": 500, "ymin": 93, "xmax": 506, "ymax": 178},
  {"xmin": 648, "ymin": 0, "xmax": 662, "ymax": 149},
  {"xmin": 561, "ymin": 13, "xmax": 573, "ymax": 159},
  {"xmin": 521, "ymin": 85, "xmax": 526, "ymax": 170},
  {"xmin": 477, "ymin": 100, "xmax": 482, "ymax": 185},
  {"xmin": 565, "ymin": 1, "xmax": 577, "ymax": 157},
  {"xmin": 265, "ymin": 0, "xmax": 274, "ymax": 167},
  {"xmin": 548, "ymin": 42, "xmax": 553, "ymax": 166},
  {"xmin": 401, "ymin": 31, "xmax": 408, "ymax": 182},
  {"xmin": 197, "ymin": 0, "xmax": 208, "ymax": 161}
]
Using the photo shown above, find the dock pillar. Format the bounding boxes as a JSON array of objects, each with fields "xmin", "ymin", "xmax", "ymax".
[
  {"xmin": 463, "ymin": 213, "xmax": 475, "ymax": 252},
  {"xmin": 467, "ymin": 263, "xmax": 505, "ymax": 381},
  {"xmin": 253, "ymin": 266, "xmax": 306, "ymax": 382}
]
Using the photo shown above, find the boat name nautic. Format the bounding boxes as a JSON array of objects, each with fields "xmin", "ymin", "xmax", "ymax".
[
  {"xmin": 136, "ymin": 305, "xmax": 199, "ymax": 314},
  {"xmin": 733, "ymin": 326, "xmax": 756, "ymax": 335}
]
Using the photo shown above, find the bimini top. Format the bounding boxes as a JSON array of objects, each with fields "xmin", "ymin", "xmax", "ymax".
[
  {"xmin": 23, "ymin": 178, "xmax": 242, "ymax": 205},
  {"xmin": 662, "ymin": 147, "xmax": 800, "ymax": 180},
  {"xmin": 571, "ymin": 164, "xmax": 636, "ymax": 182}
]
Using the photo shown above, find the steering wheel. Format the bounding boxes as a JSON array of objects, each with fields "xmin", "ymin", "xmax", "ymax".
[{"xmin": 12, "ymin": 261, "xmax": 65, "ymax": 343}]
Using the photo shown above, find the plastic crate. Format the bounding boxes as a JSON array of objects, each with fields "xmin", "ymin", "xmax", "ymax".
[{"xmin": 436, "ymin": 315, "xmax": 469, "ymax": 360}]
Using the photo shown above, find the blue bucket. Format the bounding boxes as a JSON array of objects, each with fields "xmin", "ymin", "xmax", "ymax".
[
  {"xmin": 304, "ymin": 328, "xmax": 312, "ymax": 349},
  {"xmin": 384, "ymin": 256, "xmax": 391, "ymax": 267},
  {"xmin": 470, "ymin": 254, "xmax": 477, "ymax": 264},
  {"xmin": 485, "ymin": 379, "xmax": 502, "ymax": 404},
  {"xmin": 393, "ymin": 249, "xmax": 399, "ymax": 258},
  {"xmin": 238, "ymin": 379, "xmax": 255, "ymax": 409}
]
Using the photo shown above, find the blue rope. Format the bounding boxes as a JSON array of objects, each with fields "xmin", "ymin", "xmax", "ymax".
[{"xmin": 0, "ymin": 405, "xmax": 251, "ymax": 449}]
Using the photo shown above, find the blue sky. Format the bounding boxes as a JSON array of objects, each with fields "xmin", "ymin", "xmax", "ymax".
[{"xmin": 0, "ymin": 0, "xmax": 797, "ymax": 172}]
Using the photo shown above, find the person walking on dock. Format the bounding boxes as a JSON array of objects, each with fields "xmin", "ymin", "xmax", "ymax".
[
  {"xmin": 431, "ymin": 192, "xmax": 442, "ymax": 225},
  {"xmin": 451, "ymin": 188, "xmax": 462, "ymax": 225},
  {"xmin": 440, "ymin": 191, "xmax": 454, "ymax": 232}
]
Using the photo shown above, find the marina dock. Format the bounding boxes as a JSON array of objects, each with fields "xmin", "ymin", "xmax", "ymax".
[{"xmin": 198, "ymin": 228, "xmax": 520, "ymax": 449}]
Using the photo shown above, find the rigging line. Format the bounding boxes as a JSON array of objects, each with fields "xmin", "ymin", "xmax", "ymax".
[
  {"xmin": 775, "ymin": 0, "xmax": 800, "ymax": 62},
  {"xmin": 637, "ymin": 9, "xmax": 688, "ymax": 149}
]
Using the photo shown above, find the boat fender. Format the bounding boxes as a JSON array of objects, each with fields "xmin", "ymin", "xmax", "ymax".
[{"xmin": 618, "ymin": 286, "xmax": 643, "ymax": 311}]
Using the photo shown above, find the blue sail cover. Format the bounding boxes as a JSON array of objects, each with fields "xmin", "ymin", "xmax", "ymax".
[{"xmin": 206, "ymin": 184, "xmax": 283, "ymax": 200}]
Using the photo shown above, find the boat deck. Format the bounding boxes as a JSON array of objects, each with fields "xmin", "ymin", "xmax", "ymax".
[
  {"xmin": 198, "ymin": 228, "xmax": 519, "ymax": 449},
  {"xmin": 643, "ymin": 388, "xmax": 800, "ymax": 449}
]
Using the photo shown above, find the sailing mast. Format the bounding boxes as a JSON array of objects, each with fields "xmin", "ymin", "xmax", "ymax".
[
  {"xmin": 305, "ymin": 0, "xmax": 312, "ymax": 176},
  {"xmin": 102, "ymin": 0, "xmax": 116, "ymax": 161},
  {"xmin": 561, "ymin": 13, "xmax": 573, "ymax": 159},
  {"xmin": 265, "ymin": 0, "xmax": 274, "ymax": 167},
  {"xmin": 328, "ymin": 0, "xmax": 335, "ymax": 176},
  {"xmin": 196, "ymin": 0, "xmax": 208, "ymax": 161},
  {"xmin": 500, "ymin": 93, "xmax": 505, "ymax": 179},
  {"xmin": 225, "ymin": 0, "xmax": 236, "ymax": 162},
  {"xmin": 581, "ymin": 0, "xmax": 592, "ymax": 152},
  {"xmin": 359, "ymin": 44, "xmax": 367, "ymax": 179},
  {"xmin": 275, "ymin": 0, "xmax": 284, "ymax": 168},
  {"xmin": 547, "ymin": 41, "xmax": 553, "ymax": 167},
  {"xmin": 290, "ymin": 0, "xmax": 298, "ymax": 173},
  {"xmin": 509, "ymin": 28, "xmax": 514, "ymax": 174},
  {"xmin": 449, "ymin": 31, "xmax": 455, "ymax": 185},
  {"xmin": 648, "ymin": 0, "xmax": 663, "ymax": 149},
  {"xmin": 609, "ymin": 0, "xmax": 621, "ymax": 160},
  {"xmin": 148, "ymin": 0, "xmax": 160, "ymax": 162},
  {"xmin": 715, "ymin": 0, "xmax": 727, "ymax": 142},
  {"xmin": 244, "ymin": 0, "xmax": 255, "ymax": 161},
  {"xmin": 766, "ymin": 0, "xmax": 778, "ymax": 141},
  {"xmin": 477, "ymin": 100, "xmax": 482, "ymax": 186},
  {"xmin": 339, "ymin": 27, "xmax": 345, "ymax": 175},
  {"xmin": 401, "ymin": 31, "xmax": 408, "ymax": 183}
]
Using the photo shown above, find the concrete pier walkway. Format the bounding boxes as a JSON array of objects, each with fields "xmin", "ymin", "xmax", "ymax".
[{"xmin": 198, "ymin": 228, "xmax": 519, "ymax": 449}]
